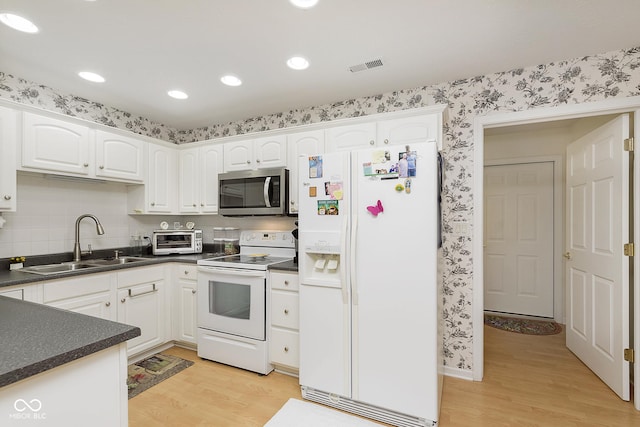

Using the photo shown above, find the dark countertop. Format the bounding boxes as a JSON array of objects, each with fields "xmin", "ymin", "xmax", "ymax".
[
  {"xmin": 0, "ymin": 296, "xmax": 140, "ymax": 387},
  {"xmin": 268, "ymin": 260, "xmax": 299, "ymax": 272},
  {"xmin": 0, "ymin": 252, "xmax": 298, "ymax": 288},
  {"xmin": 0, "ymin": 253, "xmax": 213, "ymax": 289}
]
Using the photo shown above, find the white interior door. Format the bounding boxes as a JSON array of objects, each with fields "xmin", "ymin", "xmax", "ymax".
[
  {"xmin": 565, "ymin": 114, "xmax": 630, "ymax": 401},
  {"xmin": 484, "ymin": 162, "xmax": 554, "ymax": 317}
]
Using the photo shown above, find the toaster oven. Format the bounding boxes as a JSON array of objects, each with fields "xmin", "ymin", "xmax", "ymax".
[{"xmin": 152, "ymin": 230, "xmax": 203, "ymax": 255}]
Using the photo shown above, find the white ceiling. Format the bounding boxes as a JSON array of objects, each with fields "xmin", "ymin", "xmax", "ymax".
[{"xmin": 1, "ymin": 0, "xmax": 640, "ymax": 131}]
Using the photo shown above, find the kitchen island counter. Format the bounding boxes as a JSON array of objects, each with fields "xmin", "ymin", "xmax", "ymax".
[{"xmin": 0, "ymin": 296, "xmax": 140, "ymax": 387}]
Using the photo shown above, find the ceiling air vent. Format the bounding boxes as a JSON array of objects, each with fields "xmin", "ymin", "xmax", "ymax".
[{"xmin": 349, "ymin": 58, "xmax": 384, "ymax": 73}]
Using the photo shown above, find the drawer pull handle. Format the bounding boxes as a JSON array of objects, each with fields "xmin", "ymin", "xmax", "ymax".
[
  {"xmin": 105, "ymin": 302, "xmax": 111, "ymax": 307},
  {"xmin": 128, "ymin": 283, "xmax": 157, "ymax": 298},
  {"xmin": 284, "ymin": 347, "xmax": 289, "ymax": 353},
  {"xmin": 284, "ymin": 309, "xmax": 289, "ymax": 315},
  {"xmin": 3, "ymin": 195, "xmax": 11, "ymax": 200},
  {"xmin": 121, "ymin": 298, "xmax": 126, "ymax": 303},
  {"xmin": 192, "ymin": 289, "xmax": 196, "ymax": 294},
  {"xmin": 184, "ymin": 270, "xmax": 189, "ymax": 275},
  {"xmin": 284, "ymin": 280, "xmax": 289, "ymax": 286}
]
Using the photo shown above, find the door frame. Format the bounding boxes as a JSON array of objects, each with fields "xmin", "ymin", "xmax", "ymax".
[
  {"xmin": 484, "ymin": 157, "xmax": 563, "ymax": 322},
  {"xmin": 472, "ymin": 96, "xmax": 640, "ymax": 411}
]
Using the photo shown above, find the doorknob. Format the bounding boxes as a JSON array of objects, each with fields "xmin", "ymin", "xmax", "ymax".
[{"xmin": 563, "ymin": 252, "xmax": 572, "ymax": 260}]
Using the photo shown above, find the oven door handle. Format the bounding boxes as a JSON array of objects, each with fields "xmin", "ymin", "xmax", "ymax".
[
  {"xmin": 197, "ymin": 266, "xmax": 266, "ymax": 277},
  {"xmin": 263, "ymin": 176, "xmax": 272, "ymax": 208}
]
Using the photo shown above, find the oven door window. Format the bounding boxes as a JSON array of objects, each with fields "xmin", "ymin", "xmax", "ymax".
[{"xmin": 210, "ymin": 281, "xmax": 250, "ymax": 320}]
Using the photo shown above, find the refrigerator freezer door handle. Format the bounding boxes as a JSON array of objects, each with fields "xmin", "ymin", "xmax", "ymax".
[
  {"xmin": 340, "ymin": 214, "xmax": 349, "ymax": 304},
  {"xmin": 263, "ymin": 177, "xmax": 272, "ymax": 207},
  {"xmin": 350, "ymin": 214, "xmax": 358, "ymax": 306}
]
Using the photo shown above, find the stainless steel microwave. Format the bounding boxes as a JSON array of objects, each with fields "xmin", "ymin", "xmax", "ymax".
[
  {"xmin": 152, "ymin": 229, "xmax": 203, "ymax": 255},
  {"xmin": 218, "ymin": 168, "xmax": 289, "ymax": 216}
]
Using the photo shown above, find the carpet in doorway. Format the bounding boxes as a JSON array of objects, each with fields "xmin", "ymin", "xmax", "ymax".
[
  {"xmin": 484, "ymin": 314, "xmax": 562, "ymax": 335},
  {"xmin": 265, "ymin": 399, "xmax": 384, "ymax": 427},
  {"xmin": 127, "ymin": 353, "xmax": 193, "ymax": 399}
]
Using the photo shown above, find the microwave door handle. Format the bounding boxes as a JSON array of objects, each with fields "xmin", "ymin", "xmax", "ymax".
[{"xmin": 263, "ymin": 177, "xmax": 272, "ymax": 208}]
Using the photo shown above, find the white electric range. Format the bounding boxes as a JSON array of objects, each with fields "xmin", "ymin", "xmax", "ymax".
[{"xmin": 196, "ymin": 230, "xmax": 295, "ymax": 374}]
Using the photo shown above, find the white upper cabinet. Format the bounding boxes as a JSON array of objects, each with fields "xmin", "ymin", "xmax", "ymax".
[
  {"xmin": 21, "ymin": 112, "xmax": 147, "ymax": 183},
  {"xmin": 376, "ymin": 114, "xmax": 440, "ymax": 148},
  {"xmin": 287, "ymin": 130, "xmax": 324, "ymax": 214},
  {"xmin": 325, "ymin": 122, "xmax": 377, "ymax": 152},
  {"xmin": 95, "ymin": 130, "xmax": 144, "ymax": 182},
  {"xmin": 146, "ymin": 143, "xmax": 177, "ymax": 213},
  {"xmin": 223, "ymin": 135, "xmax": 287, "ymax": 171},
  {"xmin": 178, "ymin": 144, "xmax": 223, "ymax": 213},
  {"xmin": 0, "ymin": 106, "xmax": 17, "ymax": 211},
  {"xmin": 22, "ymin": 112, "xmax": 92, "ymax": 175}
]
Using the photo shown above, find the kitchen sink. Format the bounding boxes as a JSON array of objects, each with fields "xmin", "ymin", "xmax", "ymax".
[
  {"xmin": 20, "ymin": 262, "xmax": 97, "ymax": 275},
  {"xmin": 20, "ymin": 256, "xmax": 149, "ymax": 275},
  {"xmin": 84, "ymin": 256, "xmax": 148, "ymax": 266}
]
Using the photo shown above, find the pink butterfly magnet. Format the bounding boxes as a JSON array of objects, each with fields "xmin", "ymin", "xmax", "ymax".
[{"xmin": 366, "ymin": 200, "xmax": 384, "ymax": 216}]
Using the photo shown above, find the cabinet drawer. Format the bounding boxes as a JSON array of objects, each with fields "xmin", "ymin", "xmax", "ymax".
[
  {"xmin": 271, "ymin": 291, "xmax": 299, "ymax": 329},
  {"xmin": 270, "ymin": 328, "xmax": 299, "ymax": 369},
  {"xmin": 177, "ymin": 264, "xmax": 197, "ymax": 279},
  {"xmin": 43, "ymin": 273, "xmax": 112, "ymax": 303},
  {"xmin": 270, "ymin": 272, "xmax": 299, "ymax": 291},
  {"xmin": 117, "ymin": 265, "xmax": 164, "ymax": 288}
]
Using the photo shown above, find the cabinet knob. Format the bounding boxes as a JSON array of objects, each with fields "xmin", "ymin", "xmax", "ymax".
[
  {"xmin": 369, "ymin": 140, "xmax": 375, "ymax": 145},
  {"xmin": 284, "ymin": 280, "xmax": 289, "ymax": 286},
  {"xmin": 201, "ymin": 203, "xmax": 204, "ymax": 207},
  {"xmin": 384, "ymin": 139, "xmax": 389, "ymax": 144},
  {"xmin": 284, "ymin": 347, "xmax": 289, "ymax": 353},
  {"xmin": 256, "ymin": 159, "xmax": 261, "ymax": 163},
  {"xmin": 151, "ymin": 202, "xmax": 155, "ymax": 206},
  {"xmin": 184, "ymin": 270, "xmax": 189, "ymax": 275},
  {"xmin": 3, "ymin": 195, "xmax": 11, "ymax": 200},
  {"xmin": 246, "ymin": 160, "xmax": 251, "ymax": 164},
  {"xmin": 120, "ymin": 298, "xmax": 126, "ymax": 303},
  {"xmin": 83, "ymin": 163, "xmax": 89, "ymax": 167},
  {"xmin": 192, "ymin": 289, "xmax": 196, "ymax": 294},
  {"xmin": 193, "ymin": 203, "xmax": 197, "ymax": 207},
  {"xmin": 105, "ymin": 301, "xmax": 111, "ymax": 307},
  {"xmin": 99, "ymin": 165, "xmax": 104, "ymax": 169},
  {"xmin": 284, "ymin": 309, "xmax": 289, "ymax": 315}
]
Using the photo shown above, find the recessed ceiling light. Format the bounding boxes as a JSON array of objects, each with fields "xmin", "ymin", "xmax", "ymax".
[
  {"xmin": 221, "ymin": 75, "xmax": 242, "ymax": 87},
  {"xmin": 0, "ymin": 13, "xmax": 38, "ymax": 33},
  {"xmin": 289, "ymin": 0, "xmax": 319, "ymax": 9},
  {"xmin": 287, "ymin": 56, "xmax": 310, "ymax": 70},
  {"xmin": 78, "ymin": 71, "xmax": 105, "ymax": 83},
  {"xmin": 168, "ymin": 90, "xmax": 188, "ymax": 100}
]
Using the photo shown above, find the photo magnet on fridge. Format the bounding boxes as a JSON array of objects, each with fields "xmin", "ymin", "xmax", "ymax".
[
  {"xmin": 324, "ymin": 182, "xmax": 343, "ymax": 200},
  {"xmin": 317, "ymin": 200, "xmax": 339, "ymax": 215},
  {"xmin": 398, "ymin": 145, "xmax": 417, "ymax": 178},
  {"xmin": 308, "ymin": 156, "xmax": 323, "ymax": 178}
]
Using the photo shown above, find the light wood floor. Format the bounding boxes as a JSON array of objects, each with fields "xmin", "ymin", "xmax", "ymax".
[{"xmin": 129, "ymin": 327, "xmax": 640, "ymax": 426}]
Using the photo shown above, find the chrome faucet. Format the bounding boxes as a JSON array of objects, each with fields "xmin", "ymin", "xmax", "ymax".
[{"xmin": 73, "ymin": 214, "xmax": 105, "ymax": 262}]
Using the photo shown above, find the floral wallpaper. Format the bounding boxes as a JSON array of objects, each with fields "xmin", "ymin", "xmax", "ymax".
[{"xmin": 2, "ymin": 46, "xmax": 640, "ymax": 373}]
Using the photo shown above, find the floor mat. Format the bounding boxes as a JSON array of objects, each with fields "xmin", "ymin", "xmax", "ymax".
[
  {"xmin": 484, "ymin": 314, "xmax": 562, "ymax": 335},
  {"xmin": 127, "ymin": 353, "xmax": 193, "ymax": 399}
]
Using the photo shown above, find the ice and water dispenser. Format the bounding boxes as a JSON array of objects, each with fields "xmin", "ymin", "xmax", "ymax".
[{"xmin": 300, "ymin": 232, "xmax": 342, "ymax": 287}]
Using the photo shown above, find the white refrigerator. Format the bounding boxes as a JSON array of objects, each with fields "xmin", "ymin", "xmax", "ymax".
[{"xmin": 297, "ymin": 141, "xmax": 443, "ymax": 427}]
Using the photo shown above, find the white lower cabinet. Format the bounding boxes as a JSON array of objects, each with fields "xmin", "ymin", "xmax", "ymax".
[
  {"xmin": 43, "ymin": 273, "xmax": 116, "ymax": 321},
  {"xmin": 173, "ymin": 264, "xmax": 198, "ymax": 345},
  {"xmin": 0, "ymin": 283, "xmax": 42, "ymax": 302},
  {"xmin": 117, "ymin": 265, "xmax": 167, "ymax": 357},
  {"xmin": 269, "ymin": 270, "xmax": 300, "ymax": 375}
]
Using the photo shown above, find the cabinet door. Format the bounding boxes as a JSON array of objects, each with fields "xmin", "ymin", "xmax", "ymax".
[
  {"xmin": 48, "ymin": 292, "xmax": 115, "ymax": 321},
  {"xmin": 147, "ymin": 144, "xmax": 176, "ymax": 213},
  {"xmin": 175, "ymin": 265, "xmax": 197, "ymax": 344},
  {"xmin": 22, "ymin": 112, "xmax": 91, "ymax": 175},
  {"xmin": 95, "ymin": 130, "xmax": 144, "ymax": 182},
  {"xmin": 325, "ymin": 122, "xmax": 376, "ymax": 152},
  {"xmin": 287, "ymin": 130, "xmax": 324, "ymax": 214},
  {"xmin": 0, "ymin": 106, "xmax": 17, "ymax": 211},
  {"xmin": 117, "ymin": 280, "xmax": 164, "ymax": 356},
  {"xmin": 223, "ymin": 140, "xmax": 253, "ymax": 171},
  {"xmin": 377, "ymin": 114, "xmax": 439, "ymax": 147},
  {"xmin": 200, "ymin": 144, "xmax": 224, "ymax": 213},
  {"xmin": 178, "ymin": 147, "xmax": 200, "ymax": 213},
  {"xmin": 254, "ymin": 135, "xmax": 287, "ymax": 169}
]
